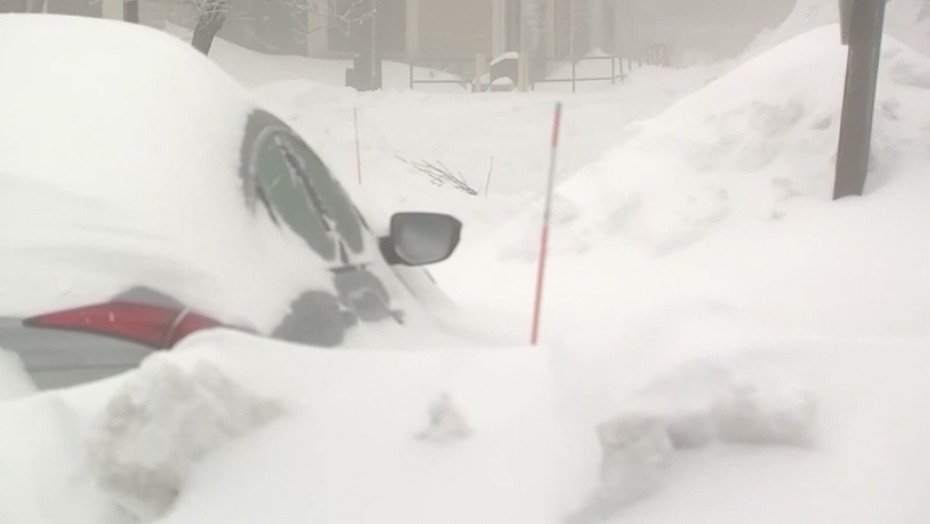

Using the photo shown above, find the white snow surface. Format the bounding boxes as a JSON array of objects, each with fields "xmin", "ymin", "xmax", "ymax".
[
  {"xmin": 86, "ymin": 355, "xmax": 284, "ymax": 522},
  {"xmin": 489, "ymin": 25, "xmax": 930, "ymax": 261},
  {"xmin": 745, "ymin": 0, "xmax": 930, "ymax": 59},
  {"xmin": 0, "ymin": 331, "xmax": 559, "ymax": 524},
  {"xmin": 2, "ymin": 13, "xmax": 930, "ymax": 524},
  {"xmin": 0, "ymin": 14, "xmax": 344, "ymax": 331},
  {"xmin": 0, "ymin": 14, "xmax": 447, "ymax": 340}
]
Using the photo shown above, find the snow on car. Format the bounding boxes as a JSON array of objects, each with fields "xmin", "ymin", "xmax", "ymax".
[{"xmin": 0, "ymin": 14, "xmax": 464, "ymax": 389}]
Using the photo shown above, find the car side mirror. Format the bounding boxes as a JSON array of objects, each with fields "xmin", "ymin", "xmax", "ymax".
[{"xmin": 379, "ymin": 212, "xmax": 462, "ymax": 266}]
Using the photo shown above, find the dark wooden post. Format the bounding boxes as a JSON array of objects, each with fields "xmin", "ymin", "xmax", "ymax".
[{"xmin": 833, "ymin": 0, "xmax": 887, "ymax": 199}]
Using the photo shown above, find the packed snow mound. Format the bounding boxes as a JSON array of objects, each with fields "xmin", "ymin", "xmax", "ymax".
[
  {"xmin": 0, "ymin": 347, "xmax": 38, "ymax": 399},
  {"xmin": 563, "ymin": 352, "xmax": 818, "ymax": 523},
  {"xmin": 0, "ymin": 14, "xmax": 382, "ymax": 334},
  {"xmin": 86, "ymin": 355, "xmax": 283, "ymax": 522},
  {"xmin": 745, "ymin": 0, "xmax": 930, "ymax": 59},
  {"xmin": 742, "ymin": 0, "xmax": 842, "ymax": 57},
  {"xmin": 252, "ymin": 63, "xmax": 713, "ymax": 266},
  {"xmin": 615, "ymin": 356, "xmax": 819, "ymax": 449},
  {"xmin": 139, "ymin": 330, "xmax": 560, "ymax": 524},
  {"xmin": 494, "ymin": 25, "xmax": 930, "ymax": 260}
]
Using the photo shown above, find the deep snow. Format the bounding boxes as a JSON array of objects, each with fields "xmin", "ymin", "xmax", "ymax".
[
  {"xmin": 2, "ymin": 7, "xmax": 930, "ymax": 524},
  {"xmin": 0, "ymin": 15, "xmax": 338, "ymax": 331},
  {"xmin": 745, "ymin": 0, "xmax": 930, "ymax": 59}
]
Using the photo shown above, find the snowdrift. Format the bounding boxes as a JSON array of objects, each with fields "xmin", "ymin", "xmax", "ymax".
[
  {"xmin": 0, "ymin": 14, "xmax": 350, "ymax": 331},
  {"xmin": 1, "ymin": 12, "xmax": 929, "ymax": 524},
  {"xmin": 87, "ymin": 356, "xmax": 284, "ymax": 522},
  {"xmin": 0, "ymin": 331, "xmax": 559, "ymax": 524},
  {"xmin": 745, "ymin": 0, "xmax": 930, "ymax": 59},
  {"xmin": 493, "ymin": 25, "xmax": 930, "ymax": 261},
  {"xmin": 251, "ymin": 65, "xmax": 712, "ymax": 265}
]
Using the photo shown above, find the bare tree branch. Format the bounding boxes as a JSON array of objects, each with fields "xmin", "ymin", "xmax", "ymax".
[
  {"xmin": 149, "ymin": 0, "xmax": 385, "ymax": 49},
  {"xmin": 278, "ymin": 0, "xmax": 384, "ymax": 40},
  {"xmin": 397, "ymin": 156, "xmax": 489, "ymax": 197}
]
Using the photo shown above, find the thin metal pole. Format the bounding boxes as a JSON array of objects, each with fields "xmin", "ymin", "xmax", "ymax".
[
  {"xmin": 353, "ymin": 107, "xmax": 363, "ymax": 185},
  {"xmin": 530, "ymin": 102, "xmax": 563, "ymax": 346}
]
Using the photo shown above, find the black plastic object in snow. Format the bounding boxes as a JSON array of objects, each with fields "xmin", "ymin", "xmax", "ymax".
[{"xmin": 834, "ymin": 0, "xmax": 887, "ymax": 200}]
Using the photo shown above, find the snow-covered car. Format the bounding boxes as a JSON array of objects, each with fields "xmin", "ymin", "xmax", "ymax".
[{"xmin": 0, "ymin": 14, "xmax": 463, "ymax": 389}]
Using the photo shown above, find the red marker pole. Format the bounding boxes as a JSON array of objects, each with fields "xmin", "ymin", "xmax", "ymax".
[
  {"xmin": 530, "ymin": 102, "xmax": 563, "ymax": 346},
  {"xmin": 353, "ymin": 107, "xmax": 363, "ymax": 185}
]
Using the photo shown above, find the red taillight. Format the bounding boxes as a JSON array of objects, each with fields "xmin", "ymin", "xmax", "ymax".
[{"xmin": 24, "ymin": 302, "xmax": 225, "ymax": 349}]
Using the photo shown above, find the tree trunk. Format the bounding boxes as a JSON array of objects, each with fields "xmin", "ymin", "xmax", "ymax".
[
  {"xmin": 123, "ymin": 0, "xmax": 139, "ymax": 23},
  {"xmin": 0, "ymin": 0, "xmax": 27, "ymax": 13},
  {"xmin": 191, "ymin": 13, "xmax": 226, "ymax": 55}
]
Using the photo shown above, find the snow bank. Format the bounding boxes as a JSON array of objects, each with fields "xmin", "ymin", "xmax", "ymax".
[
  {"xmin": 147, "ymin": 331, "xmax": 559, "ymax": 524},
  {"xmin": 745, "ymin": 0, "xmax": 930, "ymax": 59},
  {"xmin": 0, "ymin": 15, "xmax": 350, "ymax": 331},
  {"xmin": 581, "ymin": 336, "xmax": 930, "ymax": 524},
  {"xmin": 86, "ymin": 355, "xmax": 283, "ymax": 522},
  {"xmin": 742, "ymin": 0, "xmax": 843, "ymax": 58},
  {"xmin": 0, "ymin": 387, "xmax": 116, "ymax": 524},
  {"xmin": 0, "ymin": 8, "xmax": 461, "ymax": 345},
  {"xmin": 253, "ymin": 65, "xmax": 713, "ymax": 264},
  {"xmin": 614, "ymin": 355, "xmax": 818, "ymax": 449},
  {"xmin": 0, "ymin": 330, "xmax": 558, "ymax": 524},
  {"xmin": 491, "ymin": 25, "xmax": 930, "ymax": 260},
  {"xmin": 563, "ymin": 351, "xmax": 818, "ymax": 523},
  {"xmin": 0, "ymin": 347, "xmax": 39, "ymax": 399}
]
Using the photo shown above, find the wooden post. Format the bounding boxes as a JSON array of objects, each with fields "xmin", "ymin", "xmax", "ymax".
[
  {"xmin": 833, "ymin": 0, "xmax": 887, "ymax": 199},
  {"xmin": 123, "ymin": 1, "xmax": 139, "ymax": 23},
  {"xmin": 517, "ymin": 52, "xmax": 529, "ymax": 91}
]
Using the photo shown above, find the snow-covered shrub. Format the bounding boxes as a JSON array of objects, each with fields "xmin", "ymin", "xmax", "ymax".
[{"xmin": 85, "ymin": 354, "xmax": 284, "ymax": 523}]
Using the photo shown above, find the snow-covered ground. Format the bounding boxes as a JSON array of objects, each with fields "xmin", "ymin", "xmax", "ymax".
[
  {"xmin": 744, "ymin": 0, "xmax": 930, "ymax": 59},
  {"xmin": 3, "ymin": 2, "xmax": 930, "ymax": 524}
]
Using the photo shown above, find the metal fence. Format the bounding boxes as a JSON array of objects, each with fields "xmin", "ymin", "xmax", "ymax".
[
  {"xmin": 531, "ymin": 56, "xmax": 634, "ymax": 92},
  {"xmin": 405, "ymin": 42, "xmax": 672, "ymax": 93},
  {"xmin": 407, "ymin": 56, "xmax": 477, "ymax": 91}
]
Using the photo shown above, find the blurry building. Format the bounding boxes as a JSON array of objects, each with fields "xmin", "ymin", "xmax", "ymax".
[
  {"xmin": 607, "ymin": 0, "xmax": 796, "ymax": 61},
  {"xmin": 1, "ymin": 0, "xmax": 798, "ymax": 70}
]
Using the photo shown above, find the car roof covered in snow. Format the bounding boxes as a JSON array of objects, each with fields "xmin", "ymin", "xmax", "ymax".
[{"xmin": 0, "ymin": 15, "xmax": 334, "ymax": 330}]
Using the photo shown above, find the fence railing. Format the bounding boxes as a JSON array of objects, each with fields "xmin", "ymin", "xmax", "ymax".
[
  {"xmin": 531, "ymin": 56, "xmax": 634, "ymax": 93},
  {"xmin": 638, "ymin": 42, "xmax": 672, "ymax": 68},
  {"xmin": 405, "ymin": 42, "xmax": 672, "ymax": 93},
  {"xmin": 407, "ymin": 56, "xmax": 477, "ymax": 91}
]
